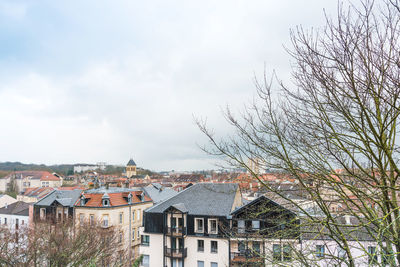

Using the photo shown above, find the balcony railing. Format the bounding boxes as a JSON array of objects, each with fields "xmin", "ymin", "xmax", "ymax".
[
  {"xmin": 231, "ymin": 251, "xmax": 263, "ymax": 263},
  {"xmin": 164, "ymin": 246, "xmax": 187, "ymax": 258},
  {"xmin": 165, "ymin": 226, "xmax": 186, "ymax": 236}
]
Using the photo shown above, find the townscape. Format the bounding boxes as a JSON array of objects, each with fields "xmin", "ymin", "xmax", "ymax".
[
  {"xmin": 0, "ymin": 159, "xmax": 392, "ymax": 266},
  {"xmin": 1, "ymin": 0, "xmax": 400, "ymax": 266}
]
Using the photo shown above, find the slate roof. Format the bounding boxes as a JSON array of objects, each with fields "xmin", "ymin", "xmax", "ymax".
[
  {"xmin": 127, "ymin": 159, "xmax": 136, "ymax": 166},
  {"xmin": 0, "ymin": 201, "xmax": 30, "ymax": 216},
  {"xmin": 34, "ymin": 189, "xmax": 83, "ymax": 207},
  {"xmin": 146, "ymin": 183, "xmax": 239, "ymax": 216},
  {"xmin": 142, "ymin": 183, "xmax": 178, "ymax": 204}
]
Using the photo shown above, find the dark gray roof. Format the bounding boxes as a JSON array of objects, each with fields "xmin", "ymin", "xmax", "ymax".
[
  {"xmin": 34, "ymin": 189, "xmax": 83, "ymax": 207},
  {"xmin": 127, "ymin": 159, "xmax": 136, "ymax": 166},
  {"xmin": 0, "ymin": 201, "xmax": 30, "ymax": 216},
  {"xmin": 142, "ymin": 183, "xmax": 178, "ymax": 204},
  {"xmin": 146, "ymin": 183, "xmax": 239, "ymax": 216}
]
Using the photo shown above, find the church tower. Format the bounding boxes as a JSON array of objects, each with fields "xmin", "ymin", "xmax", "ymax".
[{"xmin": 126, "ymin": 158, "xmax": 137, "ymax": 178}]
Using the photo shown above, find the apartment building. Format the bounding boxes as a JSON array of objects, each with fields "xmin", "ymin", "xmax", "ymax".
[
  {"xmin": 140, "ymin": 183, "xmax": 242, "ymax": 267},
  {"xmin": 75, "ymin": 187, "xmax": 153, "ymax": 261}
]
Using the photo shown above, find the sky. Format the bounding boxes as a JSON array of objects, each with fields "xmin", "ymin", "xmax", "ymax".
[{"xmin": 0, "ymin": 0, "xmax": 338, "ymax": 171}]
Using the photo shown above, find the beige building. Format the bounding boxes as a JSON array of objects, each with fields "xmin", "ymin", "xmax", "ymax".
[{"xmin": 75, "ymin": 187, "xmax": 153, "ymax": 262}]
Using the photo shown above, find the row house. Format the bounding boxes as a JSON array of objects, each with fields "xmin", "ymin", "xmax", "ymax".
[{"xmin": 140, "ymin": 183, "xmax": 242, "ymax": 267}]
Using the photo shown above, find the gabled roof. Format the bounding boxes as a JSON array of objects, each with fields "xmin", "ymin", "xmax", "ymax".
[
  {"xmin": 231, "ymin": 195, "xmax": 296, "ymax": 216},
  {"xmin": 0, "ymin": 201, "xmax": 30, "ymax": 216},
  {"xmin": 127, "ymin": 159, "xmax": 136, "ymax": 166},
  {"xmin": 146, "ymin": 183, "xmax": 240, "ymax": 216},
  {"xmin": 34, "ymin": 189, "xmax": 83, "ymax": 207}
]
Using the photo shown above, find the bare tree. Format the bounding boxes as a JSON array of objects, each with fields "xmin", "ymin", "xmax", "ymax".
[
  {"xmin": 198, "ymin": 0, "xmax": 400, "ymax": 266},
  {"xmin": 0, "ymin": 220, "xmax": 126, "ymax": 267}
]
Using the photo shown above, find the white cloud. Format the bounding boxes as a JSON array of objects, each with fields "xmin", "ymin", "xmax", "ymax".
[{"xmin": 0, "ymin": 0, "xmax": 338, "ymax": 170}]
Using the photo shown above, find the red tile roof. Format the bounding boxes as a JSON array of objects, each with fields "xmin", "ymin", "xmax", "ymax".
[{"xmin": 80, "ymin": 191, "xmax": 151, "ymax": 207}]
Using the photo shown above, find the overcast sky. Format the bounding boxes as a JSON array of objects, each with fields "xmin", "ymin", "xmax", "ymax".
[{"xmin": 0, "ymin": 0, "xmax": 338, "ymax": 171}]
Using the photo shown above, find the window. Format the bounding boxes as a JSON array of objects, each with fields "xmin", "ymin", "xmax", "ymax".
[
  {"xmin": 316, "ymin": 245, "xmax": 325, "ymax": 258},
  {"xmin": 238, "ymin": 220, "xmax": 245, "ymax": 233},
  {"xmin": 383, "ymin": 247, "xmax": 394, "ymax": 265},
  {"xmin": 80, "ymin": 214, "xmax": 85, "ymax": 224},
  {"xmin": 238, "ymin": 242, "xmax": 245, "ymax": 253},
  {"xmin": 102, "ymin": 215, "xmax": 109, "ymax": 227},
  {"xmin": 368, "ymin": 246, "xmax": 378, "ymax": 265},
  {"xmin": 137, "ymin": 210, "xmax": 140, "ymax": 221},
  {"xmin": 211, "ymin": 240, "xmax": 218, "ymax": 253},
  {"xmin": 211, "ymin": 263, "xmax": 218, "ymax": 267},
  {"xmin": 197, "ymin": 261, "xmax": 204, "ymax": 267},
  {"xmin": 195, "ymin": 218, "xmax": 204, "ymax": 233},
  {"xmin": 208, "ymin": 219, "xmax": 218, "ymax": 234},
  {"xmin": 40, "ymin": 208, "xmax": 46, "ymax": 220},
  {"xmin": 132, "ymin": 211, "xmax": 135, "ymax": 222},
  {"xmin": 252, "ymin": 220, "xmax": 260, "ymax": 230},
  {"xmin": 90, "ymin": 214, "xmax": 94, "ymax": 225},
  {"xmin": 118, "ymin": 232, "xmax": 123, "ymax": 243},
  {"xmin": 338, "ymin": 247, "xmax": 346, "ymax": 259},
  {"xmin": 137, "ymin": 229, "xmax": 140, "ymax": 238},
  {"xmin": 21, "ymin": 220, "xmax": 24, "ymax": 225},
  {"xmin": 273, "ymin": 244, "xmax": 292, "ymax": 261},
  {"xmin": 283, "ymin": 244, "xmax": 292, "ymax": 261},
  {"xmin": 141, "ymin": 235, "xmax": 150, "ymax": 246},
  {"xmin": 253, "ymin": 241, "xmax": 261, "ymax": 254},
  {"xmin": 197, "ymin": 239, "xmax": 204, "ymax": 252},
  {"xmin": 119, "ymin": 212, "xmax": 123, "ymax": 224},
  {"xmin": 132, "ymin": 229, "xmax": 135, "ymax": 241},
  {"xmin": 273, "ymin": 244, "xmax": 281, "ymax": 261},
  {"xmin": 141, "ymin": 255, "xmax": 149, "ymax": 267},
  {"xmin": 4, "ymin": 218, "xmax": 7, "ymax": 225},
  {"xmin": 15, "ymin": 218, "xmax": 19, "ymax": 229}
]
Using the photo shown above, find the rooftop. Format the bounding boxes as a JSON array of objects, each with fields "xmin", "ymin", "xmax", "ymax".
[
  {"xmin": 0, "ymin": 201, "xmax": 30, "ymax": 216},
  {"xmin": 146, "ymin": 183, "xmax": 240, "ymax": 216}
]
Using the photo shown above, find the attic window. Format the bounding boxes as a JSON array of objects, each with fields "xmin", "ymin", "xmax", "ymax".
[{"xmin": 103, "ymin": 199, "xmax": 110, "ymax": 207}]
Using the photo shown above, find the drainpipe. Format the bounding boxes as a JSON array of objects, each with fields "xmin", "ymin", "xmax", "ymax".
[{"xmin": 129, "ymin": 204, "xmax": 132, "ymax": 265}]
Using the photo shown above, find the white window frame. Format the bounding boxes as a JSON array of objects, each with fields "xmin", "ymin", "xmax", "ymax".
[
  {"xmin": 102, "ymin": 215, "xmax": 109, "ymax": 228},
  {"xmin": 195, "ymin": 218, "xmax": 204, "ymax": 233},
  {"xmin": 208, "ymin": 219, "xmax": 218, "ymax": 234},
  {"xmin": 119, "ymin": 212, "xmax": 123, "ymax": 224}
]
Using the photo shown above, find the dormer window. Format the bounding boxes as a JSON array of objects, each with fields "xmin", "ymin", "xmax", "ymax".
[
  {"xmin": 80, "ymin": 195, "xmax": 86, "ymax": 206},
  {"xmin": 102, "ymin": 193, "xmax": 110, "ymax": 207},
  {"xmin": 127, "ymin": 193, "xmax": 132, "ymax": 204}
]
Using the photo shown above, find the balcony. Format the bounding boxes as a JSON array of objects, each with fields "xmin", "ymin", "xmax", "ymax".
[
  {"xmin": 165, "ymin": 226, "xmax": 186, "ymax": 236},
  {"xmin": 231, "ymin": 251, "xmax": 264, "ymax": 264},
  {"xmin": 164, "ymin": 246, "xmax": 187, "ymax": 258}
]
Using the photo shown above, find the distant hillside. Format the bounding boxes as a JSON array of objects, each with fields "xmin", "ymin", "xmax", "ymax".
[{"xmin": 0, "ymin": 162, "xmax": 73, "ymax": 175}]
